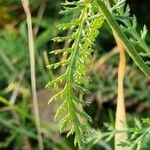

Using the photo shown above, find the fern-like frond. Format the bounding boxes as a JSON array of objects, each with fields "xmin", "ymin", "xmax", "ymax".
[
  {"xmin": 118, "ymin": 118, "xmax": 150, "ymax": 150},
  {"xmin": 97, "ymin": 0, "xmax": 150, "ymax": 78},
  {"xmin": 112, "ymin": 0, "xmax": 150, "ymax": 70},
  {"xmin": 116, "ymin": 11, "xmax": 150, "ymax": 54},
  {"xmin": 48, "ymin": 0, "xmax": 105, "ymax": 147}
]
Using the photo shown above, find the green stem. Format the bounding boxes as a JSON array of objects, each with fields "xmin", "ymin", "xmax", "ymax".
[{"xmin": 96, "ymin": 0, "xmax": 150, "ymax": 79}]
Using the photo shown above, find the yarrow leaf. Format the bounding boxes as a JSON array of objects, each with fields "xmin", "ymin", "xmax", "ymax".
[{"xmin": 47, "ymin": 0, "xmax": 105, "ymax": 147}]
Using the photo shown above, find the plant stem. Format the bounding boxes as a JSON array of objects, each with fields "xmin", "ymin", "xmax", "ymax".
[
  {"xmin": 115, "ymin": 37, "xmax": 127, "ymax": 150},
  {"xmin": 96, "ymin": 0, "xmax": 150, "ymax": 79},
  {"xmin": 21, "ymin": 0, "xmax": 44, "ymax": 150}
]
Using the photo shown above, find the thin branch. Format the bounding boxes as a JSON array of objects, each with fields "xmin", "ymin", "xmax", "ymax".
[{"xmin": 21, "ymin": 0, "xmax": 44, "ymax": 150}]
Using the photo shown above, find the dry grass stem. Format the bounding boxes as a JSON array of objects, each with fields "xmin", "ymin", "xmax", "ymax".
[{"xmin": 21, "ymin": 0, "xmax": 44, "ymax": 149}]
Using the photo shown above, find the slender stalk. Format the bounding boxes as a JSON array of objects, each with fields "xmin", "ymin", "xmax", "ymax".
[
  {"xmin": 96, "ymin": 0, "xmax": 150, "ymax": 79},
  {"xmin": 115, "ymin": 38, "xmax": 127, "ymax": 150},
  {"xmin": 21, "ymin": 0, "xmax": 44, "ymax": 150}
]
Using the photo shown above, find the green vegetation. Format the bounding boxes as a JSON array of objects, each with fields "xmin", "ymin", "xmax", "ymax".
[{"xmin": 0, "ymin": 0, "xmax": 150, "ymax": 149}]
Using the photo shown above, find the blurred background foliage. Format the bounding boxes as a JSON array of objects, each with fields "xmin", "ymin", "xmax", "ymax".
[{"xmin": 0, "ymin": 0, "xmax": 150, "ymax": 149}]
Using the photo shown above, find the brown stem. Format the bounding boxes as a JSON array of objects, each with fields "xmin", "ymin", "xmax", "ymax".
[{"xmin": 115, "ymin": 37, "xmax": 127, "ymax": 150}]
